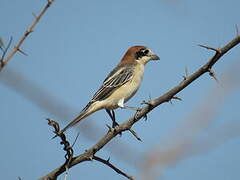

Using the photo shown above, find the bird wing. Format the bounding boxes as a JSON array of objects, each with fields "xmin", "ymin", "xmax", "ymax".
[
  {"xmin": 60, "ymin": 65, "xmax": 134, "ymax": 133},
  {"xmin": 91, "ymin": 64, "xmax": 134, "ymax": 102}
]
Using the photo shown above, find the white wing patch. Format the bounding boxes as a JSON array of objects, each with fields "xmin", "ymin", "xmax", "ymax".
[{"xmin": 117, "ymin": 98, "xmax": 124, "ymax": 108}]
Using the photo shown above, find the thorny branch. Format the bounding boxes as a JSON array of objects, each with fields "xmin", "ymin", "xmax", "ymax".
[
  {"xmin": 0, "ymin": 0, "xmax": 55, "ymax": 72},
  {"xmin": 39, "ymin": 35, "xmax": 240, "ymax": 179}
]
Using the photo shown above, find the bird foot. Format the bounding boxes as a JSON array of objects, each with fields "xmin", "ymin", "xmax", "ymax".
[
  {"xmin": 106, "ymin": 124, "xmax": 114, "ymax": 132},
  {"xmin": 112, "ymin": 121, "xmax": 123, "ymax": 136},
  {"xmin": 112, "ymin": 121, "xmax": 119, "ymax": 128}
]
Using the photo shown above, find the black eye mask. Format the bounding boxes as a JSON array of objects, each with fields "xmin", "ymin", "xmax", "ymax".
[{"xmin": 135, "ymin": 49, "xmax": 149, "ymax": 60}]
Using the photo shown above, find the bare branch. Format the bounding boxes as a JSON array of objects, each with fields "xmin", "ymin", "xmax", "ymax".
[
  {"xmin": 93, "ymin": 156, "xmax": 135, "ymax": 180},
  {"xmin": 0, "ymin": 0, "xmax": 55, "ymax": 71},
  {"xmin": 39, "ymin": 35, "xmax": 240, "ymax": 179}
]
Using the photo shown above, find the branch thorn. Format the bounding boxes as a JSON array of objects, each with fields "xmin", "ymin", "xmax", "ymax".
[
  {"xmin": 25, "ymin": 29, "xmax": 34, "ymax": 36},
  {"xmin": 16, "ymin": 47, "xmax": 28, "ymax": 56},
  {"xmin": 198, "ymin": 44, "xmax": 221, "ymax": 54},
  {"xmin": 32, "ymin": 12, "xmax": 37, "ymax": 19},
  {"xmin": 208, "ymin": 69, "xmax": 219, "ymax": 82},
  {"xmin": 172, "ymin": 96, "xmax": 182, "ymax": 101},
  {"xmin": 182, "ymin": 67, "xmax": 189, "ymax": 80},
  {"xmin": 128, "ymin": 128, "xmax": 142, "ymax": 141},
  {"xmin": 235, "ymin": 24, "xmax": 239, "ymax": 37}
]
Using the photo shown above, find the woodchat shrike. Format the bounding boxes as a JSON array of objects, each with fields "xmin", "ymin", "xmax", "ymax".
[{"xmin": 61, "ymin": 46, "xmax": 160, "ymax": 133}]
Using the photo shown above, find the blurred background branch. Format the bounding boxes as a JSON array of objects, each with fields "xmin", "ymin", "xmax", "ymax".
[{"xmin": 0, "ymin": 0, "xmax": 55, "ymax": 71}]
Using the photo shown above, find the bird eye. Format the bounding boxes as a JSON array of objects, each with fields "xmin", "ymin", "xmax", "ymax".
[{"xmin": 143, "ymin": 49, "xmax": 149, "ymax": 55}]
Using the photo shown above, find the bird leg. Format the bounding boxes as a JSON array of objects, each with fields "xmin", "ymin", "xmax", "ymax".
[{"xmin": 106, "ymin": 109, "xmax": 119, "ymax": 128}]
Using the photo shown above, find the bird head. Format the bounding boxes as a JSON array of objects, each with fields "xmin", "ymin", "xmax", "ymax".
[{"xmin": 120, "ymin": 46, "xmax": 160, "ymax": 65}]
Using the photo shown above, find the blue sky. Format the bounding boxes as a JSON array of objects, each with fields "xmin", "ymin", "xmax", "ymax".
[{"xmin": 1, "ymin": 0, "xmax": 240, "ymax": 179}]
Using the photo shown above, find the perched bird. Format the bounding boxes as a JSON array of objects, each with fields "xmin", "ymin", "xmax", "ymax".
[{"xmin": 60, "ymin": 46, "xmax": 160, "ymax": 133}]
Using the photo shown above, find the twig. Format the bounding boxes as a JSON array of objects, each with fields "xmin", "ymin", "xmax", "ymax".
[
  {"xmin": 0, "ymin": 0, "xmax": 55, "ymax": 71},
  {"xmin": 0, "ymin": 37, "xmax": 13, "ymax": 68},
  {"xmin": 39, "ymin": 35, "xmax": 240, "ymax": 179},
  {"xmin": 93, "ymin": 156, "xmax": 135, "ymax": 180},
  {"xmin": 72, "ymin": 132, "xmax": 80, "ymax": 148},
  {"xmin": 0, "ymin": 37, "xmax": 5, "ymax": 52},
  {"xmin": 15, "ymin": 47, "xmax": 28, "ymax": 56},
  {"xmin": 46, "ymin": 118, "xmax": 74, "ymax": 172}
]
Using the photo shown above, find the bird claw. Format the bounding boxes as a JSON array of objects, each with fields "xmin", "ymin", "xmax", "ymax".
[
  {"xmin": 112, "ymin": 122, "xmax": 122, "ymax": 136},
  {"xmin": 106, "ymin": 124, "xmax": 114, "ymax": 132},
  {"xmin": 112, "ymin": 121, "xmax": 119, "ymax": 128}
]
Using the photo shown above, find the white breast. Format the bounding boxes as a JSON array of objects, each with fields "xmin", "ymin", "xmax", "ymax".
[{"xmin": 124, "ymin": 63, "xmax": 144, "ymax": 102}]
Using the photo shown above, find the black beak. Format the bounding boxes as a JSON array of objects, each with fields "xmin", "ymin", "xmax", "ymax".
[{"xmin": 150, "ymin": 54, "xmax": 160, "ymax": 60}]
